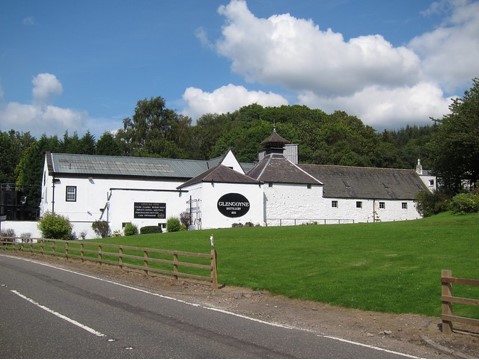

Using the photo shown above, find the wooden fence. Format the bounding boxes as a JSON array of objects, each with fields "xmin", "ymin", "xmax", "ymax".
[
  {"xmin": 0, "ymin": 237, "xmax": 218, "ymax": 289},
  {"xmin": 441, "ymin": 269, "xmax": 479, "ymax": 334}
]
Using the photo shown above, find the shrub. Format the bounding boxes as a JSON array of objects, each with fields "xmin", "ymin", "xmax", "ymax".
[
  {"xmin": 140, "ymin": 225, "xmax": 162, "ymax": 234},
  {"xmin": 124, "ymin": 223, "xmax": 138, "ymax": 236},
  {"xmin": 415, "ymin": 190, "xmax": 450, "ymax": 217},
  {"xmin": 166, "ymin": 217, "xmax": 181, "ymax": 232},
  {"xmin": 180, "ymin": 211, "xmax": 191, "ymax": 229},
  {"xmin": 0, "ymin": 228, "xmax": 16, "ymax": 238},
  {"xmin": 91, "ymin": 220, "xmax": 110, "ymax": 238},
  {"xmin": 449, "ymin": 192, "xmax": 479, "ymax": 214},
  {"xmin": 38, "ymin": 212, "xmax": 73, "ymax": 240}
]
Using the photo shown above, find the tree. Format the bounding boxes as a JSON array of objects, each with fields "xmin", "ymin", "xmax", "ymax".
[
  {"xmin": 0, "ymin": 130, "xmax": 35, "ymax": 183},
  {"xmin": 116, "ymin": 96, "xmax": 191, "ymax": 158},
  {"xmin": 97, "ymin": 132, "xmax": 123, "ymax": 155},
  {"xmin": 429, "ymin": 78, "xmax": 479, "ymax": 193}
]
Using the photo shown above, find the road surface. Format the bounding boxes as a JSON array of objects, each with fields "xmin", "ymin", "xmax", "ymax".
[{"xmin": 0, "ymin": 254, "xmax": 416, "ymax": 358}]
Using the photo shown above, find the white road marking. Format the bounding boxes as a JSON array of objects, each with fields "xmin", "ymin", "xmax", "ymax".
[
  {"xmin": 10, "ymin": 289, "xmax": 106, "ymax": 337},
  {"xmin": 2, "ymin": 254, "xmax": 417, "ymax": 358}
]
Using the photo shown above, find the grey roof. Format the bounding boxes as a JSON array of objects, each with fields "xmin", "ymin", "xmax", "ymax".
[
  {"xmin": 248, "ymin": 154, "xmax": 322, "ymax": 185},
  {"xmin": 47, "ymin": 153, "xmax": 210, "ymax": 179},
  {"xmin": 261, "ymin": 129, "xmax": 290, "ymax": 145},
  {"xmin": 299, "ymin": 164, "xmax": 428, "ymax": 200},
  {"xmin": 178, "ymin": 165, "xmax": 261, "ymax": 189}
]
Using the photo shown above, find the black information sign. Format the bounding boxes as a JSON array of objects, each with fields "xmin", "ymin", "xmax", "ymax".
[
  {"xmin": 217, "ymin": 193, "xmax": 250, "ymax": 218},
  {"xmin": 134, "ymin": 202, "xmax": 166, "ymax": 219}
]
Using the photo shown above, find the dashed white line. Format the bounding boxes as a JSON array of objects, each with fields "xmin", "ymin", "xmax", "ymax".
[{"xmin": 10, "ymin": 289, "xmax": 106, "ymax": 337}]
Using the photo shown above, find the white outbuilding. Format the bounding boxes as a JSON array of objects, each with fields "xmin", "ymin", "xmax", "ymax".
[{"xmin": 39, "ymin": 130, "xmax": 435, "ymax": 237}]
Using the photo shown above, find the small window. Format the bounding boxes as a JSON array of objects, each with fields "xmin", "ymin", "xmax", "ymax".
[
  {"xmin": 332, "ymin": 200, "xmax": 338, "ymax": 208},
  {"xmin": 307, "ymin": 184, "xmax": 312, "ymax": 189},
  {"xmin": 268, "ymin": 183, "xmax": 273, "ymax": 188},
  {"xmin": 402, "ymin": 202, "xmax": 408, "ymax": 209},
  {"xmin": 356, "ymin": 201, "xmax": 362, "ymax": 208},
  {"xmin": 66, "ymin": 186, "xmax": 77, "ymax": 202},
  {"xmin": 379, "ymin": 202, "xmax": 385, "ymax": 209},
  {"xmin": 429, "ymin": 179, "xmax": 434, "ymax": 186}
]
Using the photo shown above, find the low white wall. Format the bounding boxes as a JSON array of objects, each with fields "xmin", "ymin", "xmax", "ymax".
[{"xmin": 0, "ymin": 221, "xmax": 42, "ymax": 238}]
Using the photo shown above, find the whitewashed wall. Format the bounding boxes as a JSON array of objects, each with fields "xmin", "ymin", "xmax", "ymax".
[
  {"xmin": 185, "ymin": 182, "xmax": 264, "ymax": 229},
  {"xmin": 264, "ymin": 183, "xmax": 323, "ymax": 226},
  {"xmin": 317, "ymin": 198, "xmax": 422, "ymax": 223}
]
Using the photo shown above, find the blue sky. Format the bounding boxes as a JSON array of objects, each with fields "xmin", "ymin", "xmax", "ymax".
[{"xmin": 1, "ymin": 0, "xmax": 478, "ymax": 138}]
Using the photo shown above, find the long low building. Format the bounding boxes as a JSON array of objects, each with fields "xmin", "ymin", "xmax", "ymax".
[{"xmin": 39, "ymin": 130, "xmax": 436, "ymax": 238}]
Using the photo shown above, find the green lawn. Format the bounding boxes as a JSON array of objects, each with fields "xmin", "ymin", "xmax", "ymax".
[{"xmin": 98, "ymin": 212, "xmax": 479, "ymax": 317}]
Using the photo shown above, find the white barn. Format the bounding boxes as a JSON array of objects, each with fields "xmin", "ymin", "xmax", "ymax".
[{"xmin": 39, "ymin": 130, "xmax": 436, "ymax": 238}]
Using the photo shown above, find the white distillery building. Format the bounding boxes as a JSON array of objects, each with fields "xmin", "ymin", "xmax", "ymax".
[{"xmin": 39, "ymin": 130, "xmax": 436, "ymax": 238}]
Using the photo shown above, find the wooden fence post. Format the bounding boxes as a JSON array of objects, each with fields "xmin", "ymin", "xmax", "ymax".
[
  {"xmin": 441, "ymin": 269, "xmax": 453, "ymax": 334},
  {"xmin": 65, "ymin": 241, "xmax": 69, "ymax": 260},
  {"xmin": 211, "ymin": 248, "xmax": 218, "ymax": 289},
  {"xmin": 119, "ymin": 246, "xmax": 123, "ymax": 269},
  {"xmin": 98, "ymin": 244, "xmax": 103, "ymax": 265},
  {"xmin": 80, "ymin": 243, "xmax": 84, "ymax": 262},
  {"xmin": 143, "ymin": 250, "xmax": 149, "ymax": 276},
  {"xmin": 173, "ymin": 253, "xmax": 179, "ymax": 280}
]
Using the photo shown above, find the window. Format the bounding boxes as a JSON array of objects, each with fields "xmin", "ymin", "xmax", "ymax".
[
  {"xmin": 429, "ymin": 179, "xmax": 435, "ymax": 186},
  {"xmin": 402, "ymin": 202, "xmax": 408, "ymax": 209},
  {"xmin": 268, "ymin": 183, "xmax": 273, "ymax": 188},
  {"xmin": 379, "ymin": 202, "xmax": 385, "ymax": 209},
  {"xmin": 307, "ymin": 184, "xmax": 312, "ymax": 189},
  {"xmin": 356, "ymin": 201, "xmax": 362, "ymax": 208},
  {"xmin": 66, "ymin": 186, "xmax": 77, "ymax": 202},
  {"xmin": 332, "ymin": 200, "xmax": 338, "ymax": 208}
]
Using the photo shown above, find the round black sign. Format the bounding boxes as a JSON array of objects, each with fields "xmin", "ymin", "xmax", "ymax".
[{"xmin": 217, "ymin": 193, "xmax": 250, "ymax": 218}]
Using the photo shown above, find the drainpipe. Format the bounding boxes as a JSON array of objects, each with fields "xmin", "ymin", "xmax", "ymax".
[{"xmin": 52, "ymin": 178, "xmax": 60, "ymax": 214}]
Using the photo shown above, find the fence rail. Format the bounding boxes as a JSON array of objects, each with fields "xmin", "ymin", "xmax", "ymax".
[
  {"xmin": 267, "ymin": 218, "xmax": 355, "ymax": 226},
  {"xmin": 0, "ymin": 236, "xmax": 218, "ymax": 289},
  {"xmin": 441, "ymin": 269, "xmax": 479, "ymax": 334}
]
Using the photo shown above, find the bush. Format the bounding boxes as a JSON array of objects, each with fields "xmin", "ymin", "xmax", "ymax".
[
  {"xmin": 415, "ymin": 190, "xmax": 450, "ymax": 217},
  {"xmin": 0, "ymin": 228, "xmax": 16, "ymax": 238},
  {"xmin": 180, "ymin": 211, "xmax": 191, "ymax": 229},
  {"xmin": 140, "ymin": 225, "xmax": 162, "ymax": 234},
  {"xmin": 166, "ymin": 217, "xmax": 181, "ymax": 232},
  {"xmin": 38, "ymin": 212, "xmax": 73, "ymax": 240},
  {"xmin": 124, "ymin": 223, "xmax": 138, "ymax": 236},
  {"xmin": 449, "ymin": 192, "xmax": 479, "ymax": 214},
  {"xmin": 91, "ymin": 220, "xmax": 110, "ymax": 238}
]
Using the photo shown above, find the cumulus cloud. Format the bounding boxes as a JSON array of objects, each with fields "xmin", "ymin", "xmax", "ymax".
[
  {"xmin": 215, "ymin": 0, "xmax": 421, "ymax": 97},
  {"xmin": 181, "ymin": 84, "xmax": 288, "ymax": 119},
  {"xmin": 0, "ymin": 74, "xmax": 88, "ymax": 136},
  {"xmin": 409, "ymin": 0, "xmax": 479, "ymax": 91},
  {"xmin": 186, "ymin": 0, "xmax": 479, "ymax": 129},
  {"xmin": 299, "ymin": 82, "xmax": 453, "ymax": 129},
  {"xmin": 32, "ymin": 73, "xmax": 63, "ymax": 104}
]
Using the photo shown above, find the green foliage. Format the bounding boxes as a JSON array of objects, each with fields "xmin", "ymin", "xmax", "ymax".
[
  {"xmin": 415, "ymin": 190, "xmax": 450, "ymax": 217},
  {"xmin": 449, "ymin": 192, "xmax": 479, "ymax": 214},
  {"xmin": 166, "ymin": 217, "xmax": 181, "ymax": 232},
  {"xmin": 123, "ymin": 223, "xmax": 138, "ymax": 236},
  {"xmin": 91, "ymin": 220, "xmax": 111, "ymax": 238},
  {"xmin": 140, "ymin": 225, "xmax": 162, "ymax": 234},
  {"xmin": 429, "ymin": 78, "xmax": 479, "ymax": 193},
  {"xmin": 38, "ymin": 212, "xmax": 73, "ymax": 240}
]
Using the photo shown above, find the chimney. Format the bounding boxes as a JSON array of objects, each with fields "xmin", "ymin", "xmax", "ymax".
[{"xmin": 416, "ymin": 159, "xmax": 423, "ymax": 175}]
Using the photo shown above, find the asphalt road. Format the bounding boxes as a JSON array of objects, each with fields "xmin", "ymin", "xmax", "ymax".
[{"xmin": 0, "ymin": 254, "xmax": 416, "ymax": 358}]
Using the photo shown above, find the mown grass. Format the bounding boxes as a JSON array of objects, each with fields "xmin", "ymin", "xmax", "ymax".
[{"xmin": 97, "ymin": 212, "xmax": 478, "ymax": 317}]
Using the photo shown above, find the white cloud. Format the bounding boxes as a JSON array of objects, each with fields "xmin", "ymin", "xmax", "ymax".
[
  {"xmin": 299, "ymin": 82, "xmax": 453, "ymax": 129},
  {"xmin": 215, "ymin": 0, "xmax": 421, "ymax": 97},
  {"xmin": 409, "ymin": 0, "xmax": 479, "ymax": 92},
  {"xmin": 181, "ymin": 84, "xmax": 288, "ymax": 119},
  {"xmin": 0, "ymin": 74, "xmax": 88, "ymax": 136},
  {"xmin": 185, "ymin": 0, "xmax": 479, "ymax": 129},
  {"xmin": 32, "ymin": 73, "xmax": 63, "ymax": 104}
]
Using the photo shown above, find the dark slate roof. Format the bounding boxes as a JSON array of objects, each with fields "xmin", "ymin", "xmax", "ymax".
[
  {"xmin": 261, "ymin": 129, "xmax": 290, "ymax": 145},
  {"xmin": 248, "ymin": 154, "xmax": 322, "ymax": 185},
  {"xmin": 299, "ymin": 164, "xmax": 428, "ymax": 200},
  {"xmin": 47, "ymin": 152, "xmax": 209, "ymax": 179},
  {"xmin": 178, "ymin": 165, "xmax": 261, "ymax": 189}
]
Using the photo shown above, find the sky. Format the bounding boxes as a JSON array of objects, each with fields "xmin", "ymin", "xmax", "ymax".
[{"xmin": 1, "ymin": 0, "xmax": 478, "ymax": 138}]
